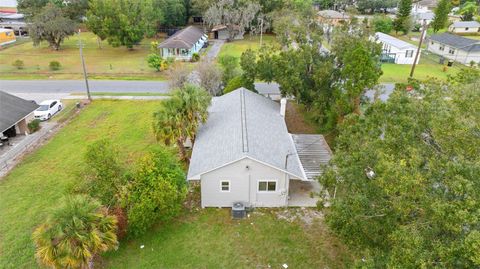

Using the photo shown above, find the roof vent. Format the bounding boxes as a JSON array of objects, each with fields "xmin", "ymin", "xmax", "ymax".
[{"xmin": 232, "ymin": 202, "xmax": 246, "ymax": 219}]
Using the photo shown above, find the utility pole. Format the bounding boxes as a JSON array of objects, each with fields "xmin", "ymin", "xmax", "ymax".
[
  {"xmin": 78, "ymin": 30, "xmax": 91, "ymax": 101},
  {"xmin": 410, "ymin": 19, "xmax": 427, "ymax": 78},
  {"xmin": 259, "ymin": 18, "xmax": 264, "ymax": 47}
]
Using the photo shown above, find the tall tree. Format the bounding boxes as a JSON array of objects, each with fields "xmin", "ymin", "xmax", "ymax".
[
  {"xmin": 153, "ymin": 84, "xmax": 211, "ymax": 162},
  {"xmin": 432, "ymin": 0, "xmax": 452, "ymax": 32},
  {"xmin": 320, "ymin": 75, "xmax": 480, "ymax": 267},
  {"xmin": 33, "ymin": 195, "xmax": 118, "ymax": 269},
  {"xmin": 393, "ymin": 0, "xmax": 413, "ymax": 34},
  {"xmin": 203, "ymin": 0, "xmax": 261, "ymax": 41},
  {"xmin": 459, "ymin": 1, "xmax": 478, "ymax": 21},
  {"xmin": 18, "ymin": 0, "xmax": 88, "ymax": 20},
  {"xmin": 86, "ymin": 0, "xmax": 158, "ymax": 49},
  {"xmin": 29, "ymin": 3, "xmax": 76, "ymax": 50}
]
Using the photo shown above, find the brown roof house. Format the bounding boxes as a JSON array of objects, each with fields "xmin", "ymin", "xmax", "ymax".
[
  {"xmin": 317, "ymin": 10, "xmax": 350, "ymax": 26},
  {"xmin": 158, "ymin": 26, "xmax": 208, "ymax": 61}
]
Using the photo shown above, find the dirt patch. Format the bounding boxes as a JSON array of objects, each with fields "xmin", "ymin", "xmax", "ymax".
[
  {"xmin": 285, "ymin": 102, "xmax": 318, "ymax": 134},
  {"xmin": 274, "ymin": 208, "xmax": 324, "ymax": 226}
]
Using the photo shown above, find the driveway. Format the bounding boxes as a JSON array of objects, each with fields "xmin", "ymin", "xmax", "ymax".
[{"xmin": 205, "ymin": 40, "xmax": 225, "ymax": 59}]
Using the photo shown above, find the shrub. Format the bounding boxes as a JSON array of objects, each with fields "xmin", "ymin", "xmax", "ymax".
[
  {"xmin": 49, "ymin": 61, "xmax": 61, "ymax": 71},
  {"xmin": 218, "ymin": 55, "xmax": 240, "ymax": 84},
  {"xmin": 373, "ymin": 16, "xmax": 393, "ymax": 34},
  {"xmin": 191, "ymin": 52, "xmax": 200, "ymax": 62},
  {"xmin": 12, "ymin": 59, "xmax": 24, "ymax": 69},
  {"xmin": 147, "ymin": 53, "xmax": 163, "ymax": 71},
  {"xmin": 123, "ymin": 147, "xmax": 187, "ymax": 236},
  {"xmin": 27, "ymin": 119, "xmax": 41, "ymax": 133},
  {"xmin": 223, "ymin": 76, "xmax": 243, "ymax": 94}
]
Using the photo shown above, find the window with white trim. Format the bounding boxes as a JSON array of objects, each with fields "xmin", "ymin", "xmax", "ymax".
[
  {"xmin": 449, "ymin": 48, "xmax": 455, "ymax": 55},
  {"xmin": 439, "ymin": 44, "xmax": 445, "ymax": 51},
  {"xmin": 405, "ymin": 50, "xmax": 414, "ymax": 58},
  {"xmin": 220, "ymin": 181, "xmax": 230, "ymax": 192},
  {"xmin": 258, "ymin": 180, "xmax": 276, "ymax": 192}
]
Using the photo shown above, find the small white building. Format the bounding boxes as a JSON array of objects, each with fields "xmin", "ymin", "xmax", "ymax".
[
  {"xmin": 375, "ymin": 32, "xmax": 419, "ymax": 65},
  {"xmin": 187, "ymin": 88, "xmax": 332, "ymax": 208},
  {"xmin": 448, "ymin": 21, "xmax": 480, "ymax": 34},
  {"xmin": 427, "ymin": 32, "xmax": 480, "ymax": 65}
]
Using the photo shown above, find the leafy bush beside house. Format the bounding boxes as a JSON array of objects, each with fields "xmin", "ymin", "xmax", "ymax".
[
  {"xmin": 27, "ymin": 119, "xmax": 41, "ymax": 133},
  {"xmin": 191, "ymin": 52, "xmax": 200, "ymax": 62},
  {"xmin": 49, "ymin": 61, "xmax": 61, "ymax": 71}
]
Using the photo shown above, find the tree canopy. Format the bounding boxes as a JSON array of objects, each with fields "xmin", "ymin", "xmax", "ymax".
[
  {"xmin": 393, "ymin": 0, "xmax": 412, "ymax": 34},
  {"xmin": 432, "ymin": 0, "xmax": 451, "ymax": 32},
  {"xmin": 320, "ymin": 74, "xmax": 480, "ymax": 267}
]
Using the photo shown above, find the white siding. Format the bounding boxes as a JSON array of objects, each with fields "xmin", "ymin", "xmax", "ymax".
[
  {"xmin": 199, "ymin": 158, "xmax": 292, "ymax": 207},
  {"xmin": 427, "ymin": 40, "xmax": 480, "ymax": 65},
  {"xmin": 449, "ymin": 26, "xmax": 480, "ymax": 34}
]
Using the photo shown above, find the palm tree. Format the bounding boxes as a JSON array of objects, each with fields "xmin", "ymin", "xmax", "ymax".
[
  {"xmin": 33, "ymin": 195, "xmax": 118, "ymax": 269},
  {"xmin": 154, "ymin": 84, "xmax": 211, "ymax": 162}
]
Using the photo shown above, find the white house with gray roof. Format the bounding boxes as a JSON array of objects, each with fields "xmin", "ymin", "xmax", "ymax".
[
  {"xmin": 187, "ymin": 88, "xmax": 332, "ymax": 208},
  {"xmin": 375, "ymin": 32, "xmax": 419, "ymax": 64},
  {"xmin": 448, "ymin": 21, "xmax": 480, "ymax": 34},
  {"xmin": 427, "ymin": 33, "xmax": 480, "ymax": 65}
]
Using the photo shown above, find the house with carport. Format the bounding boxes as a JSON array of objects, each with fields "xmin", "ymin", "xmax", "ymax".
[
  {"xmin": 375, "ymin": 32, "xmax": 419, "ymax": 64},
  {"xmin": 0, "ymin": 91, "xmax": 38, "ymax": 138},
  {"xmin": 187, "ymin": 88, "xmax": 332, "ymax": 208},
  {"xmin": 158, "ymin": 26, "xmax": 207, "ymax": 61}
]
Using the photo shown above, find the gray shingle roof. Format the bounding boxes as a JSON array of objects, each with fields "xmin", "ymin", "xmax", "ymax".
[
  {"xmin": 187, "ymin": 88, "xmax": 306, "ymax": 180},
  {"xmin": 451, "ymin": 21, "xmax": 480, "ymax": 28},
  {"xmin": 375, "ymin": 32, "xmax": 417, "ymax": 50},
  {"xmin": 0, "ymin": 91, "xmax": 38, "ymax": 133},
  {"xmin": 158, "ymin": 26, "xmax": 204, "ymax": 49},
  {"xmin": 429, "ymin": 33, "xmax": 479, "ymax": 49}
]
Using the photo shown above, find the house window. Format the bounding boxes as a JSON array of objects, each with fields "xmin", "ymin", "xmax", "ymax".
[
  {"xmin": 449, "ymin": 48, "xmax": 455, "ymax": 55},
  {"xmin": 439, "ymin": 45, "xmax": 445, "ymax": 51},
  {"xmin": 258, "ymin": 180, "xmax": 276, "ymax": 192},
  {"xmin": 466, "ymin": 27, "xmax": 469, "ymax": 31},
  {"xmin": 405, "ymin": 50, "xmax": 414, "ymax": 58},
  {"xmin": 220, "ymin": 181, "xmax": 230, "ymax": 192}
]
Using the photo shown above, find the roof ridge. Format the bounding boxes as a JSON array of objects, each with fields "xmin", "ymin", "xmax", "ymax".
[{"xmin": 240, "ymin": 89, "xmax": 249, "ymax": 153}]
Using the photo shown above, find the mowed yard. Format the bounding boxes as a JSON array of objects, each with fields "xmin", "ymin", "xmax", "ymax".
[
  {"xmin": 0, "ymin": 100, "xmax": 352, "ymax": 269},
  {"xmin": 218, "ymin": 34, "xmax": 279, "ymax": 59},
  {"xmin": 0, "ymin": 32, "xmax": 169, "ymax": 80}
]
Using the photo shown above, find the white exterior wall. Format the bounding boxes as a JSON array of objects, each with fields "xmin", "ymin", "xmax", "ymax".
[
  {"xmin": 449, "ymin": 26, "xmax": 480, "ymax": 34},
  {"xmin": 427, "ymin": 40, "xmax": 480, "ymax": 65},
  {"xmin": 215, "ymin": 29, "xmax": 244, "ymax": 40},
  {"xmin": 380, "ymin": 42, "xmax": 419, "ymax": 64},
  {"xmin": 199, "ymin": 158, "xmax": 293, "ymax": 208}
]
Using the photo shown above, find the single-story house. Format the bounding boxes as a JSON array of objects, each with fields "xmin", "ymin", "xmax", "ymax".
[
  {"xmin": 448, "ymin": 21, "xmax": 480, "ymax": 34},
  {"xmin": 375, "ymin": 32, "xmax": 419, "ymax": 64},
  {"xmin": 158, "ymin": 26, "xmax": 207, "ymax": 60},
  {"xmin": 427, "ymin": 33, "xmax": 480, "ymax": 65},
  {"xmin": 317, "ymin": 10, "xmax": 350, "ymax": 26},
  {"xmin": 0, "ymin": 12, "xmax": 27, "ymax": 35},
  {"xmin": 211, "ymin": 24, "xmax": 244, "ymax": 40},
  {"xmin": 412, "ymin": 11, "xmax": 435, "ymax": 25},
  {"xmin": 0, "ymin": 28, "xmax": 15, "ymax": 46},
  {"xmin": 187, "ymin": 88, "xmax": 332, "ymax": 208},
  {"xmin": 0, "ymin": 91, "xmax": 38, "ymax": 137},
  {"xmin": 412, "ymin": 0, "xmax": 438, "ymax": 12}
]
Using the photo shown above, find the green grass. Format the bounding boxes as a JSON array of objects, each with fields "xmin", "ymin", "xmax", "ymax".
[
  {"xmin": 0, "ymin": 32, "xmax": 171, "ymax": 80},
  {"xmin": 0, "ymin": 100, "xmax": 161, "ymax": 268},
  {"xmin": 104, "ymin": 209, "xmax": 353, "ymax": 269},
  {"xmin": 218, "ymin": 34, "xmax": 278, "ymax": 59}
]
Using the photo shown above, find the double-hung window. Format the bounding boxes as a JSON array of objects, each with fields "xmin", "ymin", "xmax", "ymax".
[
  {"xmin": 405, "ymin": 50, "xmax": 414, "ymax": 58},
  {"xmin": 258, "ymin": 180, "xmax": 276, "ymax": 192},
  {"xmin": 220, "ymin": 181, "xmax": 230, "ymax": 192}
]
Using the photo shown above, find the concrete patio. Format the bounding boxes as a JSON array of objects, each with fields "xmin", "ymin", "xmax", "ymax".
[{"xmin": 288, "ymin": 179, "xmax": 322, "ymax": 207}]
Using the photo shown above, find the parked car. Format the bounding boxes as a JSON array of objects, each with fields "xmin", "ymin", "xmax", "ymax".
[{"xmin": 34, "ymin": 100, "xmax": 63, "ymax": 120}]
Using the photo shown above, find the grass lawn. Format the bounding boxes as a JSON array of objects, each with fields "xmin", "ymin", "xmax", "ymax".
[
  {"xmin": 104, "ymin": 208, "xmax": 352, "ymax": 269},
  {"xmin": 218, "ymin": 34, "xmax": 278, "ymax": 59},
  {"xmin": 0, "ymin": 32, "xmax": 172, "ymax": 80},
  {"xmin": 0, "ymin": 100, "xmax": 161, "ymax": 268}
]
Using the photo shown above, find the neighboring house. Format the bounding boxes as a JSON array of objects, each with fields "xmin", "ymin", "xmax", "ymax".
[
  {"xmin": 412, "ymin": 11, "xmax": 435, "ymax": 25},
  {"xmin": 0, "ymin": 12, "xmax": 27, "ymax": 35},
  {"xmin": 317, "ymin": 10, "xmax": 350, "ymax": 26},
  {"xmin": 211, "ymin": 24, "xmax": 244, "ymax": 40},
  {"xmin": 187, "ymin": 88, "xmax": 332, "ymax": 208},
  {"xmin": 0, "ymin": 91, "xmax": 38, "ymax": 137},
  {"xmin": 427, "ymin": 33, "xmax": 480, "ymax": 65},
  {"xmin": 0, "ymin": 28, "xmax": 15, "ymax": 46},
  {"xmin": 412, "ymin": 0, "xmax": 438, "ymax": 12},
  {"xmin": 375, "ymin": 32, "xmax": 419, "ymax": 64},
  {"xmin": 448, "ymin": 21, "xmax": 480, "ymax": 34},
  {"xmin": 255, "ymin": 82, "xmax": 281, "ymax": 101},
  {"xmin": 158, "ymin": 26, "xmax": 207, "ymax": 61}
]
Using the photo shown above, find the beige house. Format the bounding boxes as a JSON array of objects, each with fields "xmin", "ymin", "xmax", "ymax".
[
  {"xmin": 187, "ymin": 88, "xmax": 332, "ymax": 208},
  {"xmin": 448, "ymin": 21, "xmax": 480, "ymax": 34},
  {"xmin": 317, "ymin": 10, "xmax": 350, "ymax": 26},
  {"xmin": 0, "ymin": 91, "xmax": 38, "ymax": 137}
]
